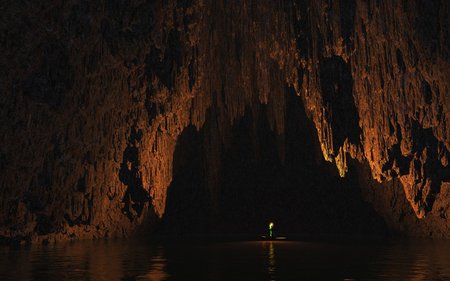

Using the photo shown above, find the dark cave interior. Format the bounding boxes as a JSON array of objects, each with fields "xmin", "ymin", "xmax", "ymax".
[{"xmin": 160, "ymin": 88, "xmax": 386, "ymax": 236}]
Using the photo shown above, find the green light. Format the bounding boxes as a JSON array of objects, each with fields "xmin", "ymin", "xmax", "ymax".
[{"xmin": 269, "ymin": 222, "xmax": 274, "ymax": 238}]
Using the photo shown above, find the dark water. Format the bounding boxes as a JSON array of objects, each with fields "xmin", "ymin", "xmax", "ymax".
[{"xmin": 1, "ymin": 238, "xmax": 450, "ymax": 281}]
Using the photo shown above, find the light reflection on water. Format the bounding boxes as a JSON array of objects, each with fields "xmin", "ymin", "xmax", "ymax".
[
  {"xmin": 136, "ymin": 248, "xmax": 169, "ymax": 281},
  {"xmin": 264, "ymin": 242, "xmax": 276, "ymax": 281},
  {"xmin": 1, "ymin": 238, "xmax": 450, "ymax": 281}
]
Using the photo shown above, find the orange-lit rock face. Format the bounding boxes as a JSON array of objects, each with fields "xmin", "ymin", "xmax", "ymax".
[
  {"xmin": 295, "ymin": 0, "xmax": 449, "ymax": 219},
  {"xmin": 0, "ymin": 0, "xmax": 448, "ymax": 241}
]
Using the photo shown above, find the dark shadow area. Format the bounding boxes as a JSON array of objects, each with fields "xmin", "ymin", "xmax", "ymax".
[
  {"xmin": 158, "ymin": 88, "xmax": 386, "ymax": 237},
  {"xmin": 414, "ymin": 0, "xmax": 440, "ymax": 55},
  {"xmin": 119, "ymin": 127, "xmax": 150, "ymax": 221},
  {"xmin": 339, "ymin": 0, "xmax": 355, "ymax": 47},
  {"xmin": 145, "ymin": 29, "xmax": 182, "ymax": 91},
  {"xmin": 157, "ymin": 125, "xmax": 209, "ymax": 234},
  {"xmin": 410, "ymin": 119, "xmax": 449, "ymax": 212},
  {"xmin": 216, "ymin": 88, "xmax": 385, "ymax": 236},
  {"xmin": 21, "ymin": 42, "xmax": 73, "ymax": 110},
  {"xmin": 319, "ymin": 56, "xmax": 361, "ymax": 150}
]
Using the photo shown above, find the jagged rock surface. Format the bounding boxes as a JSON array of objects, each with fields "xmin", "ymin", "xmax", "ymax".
[
  {"xmin": 295, "ymin": 0, "xmax": 449, "ymax": 219},
  {"xmin": 0, "ymin": 0, "xmax": 448, "ymax": 241}
]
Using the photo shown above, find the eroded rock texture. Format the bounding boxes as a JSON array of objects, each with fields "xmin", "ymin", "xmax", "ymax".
[
  {"xmin": 0, "ymin": 0, "xmax": 448, "ymax": 241},
  {"xmin": 294, "ymin": 0, "xmax": 449, "ymax": 219}
]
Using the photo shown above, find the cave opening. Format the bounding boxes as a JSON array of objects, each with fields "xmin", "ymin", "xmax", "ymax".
[{"xmin": 158, "ymin": 88, "xmax": 386, "ymax": 237}]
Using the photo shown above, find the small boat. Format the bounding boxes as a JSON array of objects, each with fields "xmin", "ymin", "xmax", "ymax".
[
  {"xmin": 260, "ymin": 235, "xmax": 287, "ymax": 240},
  {"xmin": 260, "ymin": 222, "xmax": 287, "ymax": 240}
]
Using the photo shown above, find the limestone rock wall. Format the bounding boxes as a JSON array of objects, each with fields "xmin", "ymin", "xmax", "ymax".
[
  {"xmin": 0, "ymin": 0, "xmax": 448, "ymax": 241},
  {"xmin": 294, "ymin": 0, "xmax": 449, "ymax": 219},
  {"xmin": 0, "ymin": 0, "xmax": 296, "ymax": 242}
]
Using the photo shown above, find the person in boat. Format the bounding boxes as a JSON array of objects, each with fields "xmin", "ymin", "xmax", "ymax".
[{"xmin": 269, "ymin": 222, "xmax": 274, "ymax": 238}]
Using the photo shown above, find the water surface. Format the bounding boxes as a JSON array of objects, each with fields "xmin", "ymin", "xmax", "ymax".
[{"xmin": 1, "ymin": 238, "xmax": 449, "ymax": 281}]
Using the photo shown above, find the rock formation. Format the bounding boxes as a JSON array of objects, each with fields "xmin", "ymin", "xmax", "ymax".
[
  {"xmin": 0, "ymin": 0, "xmax": 448, "ymax": 242},
  {"xmin": 296, "ymin": 0, "xmax": 449, "ymax": 220}
]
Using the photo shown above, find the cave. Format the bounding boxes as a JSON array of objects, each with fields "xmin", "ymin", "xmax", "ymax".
[
  {"xmin": 1, "ymin": 0, "xmax": 449, "ymax": 280},
  {"xmin": 160, "ymin": 89, "xmax": 386, "ymax": 237}
]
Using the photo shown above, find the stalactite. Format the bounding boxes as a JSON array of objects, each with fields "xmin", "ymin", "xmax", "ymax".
[
  {"xmin": 295, "ymin": 0, "xmax": 449, "ymax": 219},
  {"xmin": 0, "ymin": 0, "xmax": 448, "ymax": 242}
]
